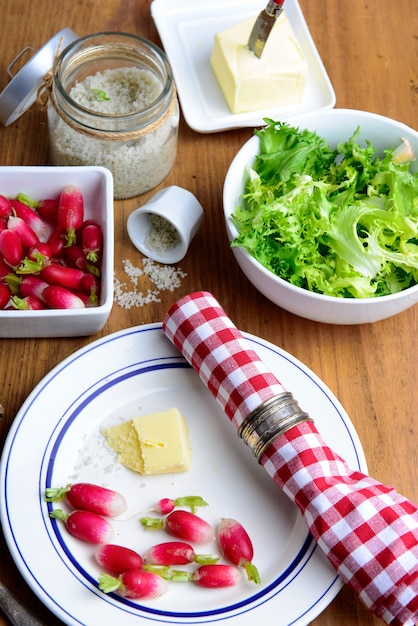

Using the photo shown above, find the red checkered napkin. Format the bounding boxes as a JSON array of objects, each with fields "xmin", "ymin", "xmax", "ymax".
[{"xmin": 163, "ymin": 291, "xmax": 418, "ymax": 626}]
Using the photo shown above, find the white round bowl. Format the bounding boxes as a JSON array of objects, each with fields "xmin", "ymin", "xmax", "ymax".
[{"xmin": 223, "ymin": 109, "xmax": 418, "ymax": 324}]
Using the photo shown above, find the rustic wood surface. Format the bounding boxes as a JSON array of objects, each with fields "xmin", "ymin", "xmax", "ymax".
[{"xmin": 0, "ymin": 1, "xmax": 417, "ymax": 624}]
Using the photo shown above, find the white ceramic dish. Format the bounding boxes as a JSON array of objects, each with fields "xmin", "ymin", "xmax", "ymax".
[
  {"xmin": 127, "ymin": 185, "xmax": 204, "ymax": 264},
  {"xmin": 151, "ymin": 0, "xmax": 335, "ymax": 133},
  {"xmin": 0, "ymin": 324, "xmax": 367, "ymax": 626},
  {"xmin": 224, "ymin": 109, "xmax": 418, "ymax": 324},
  {"xmin": 0, "ymin": 166, "xmax": 114, "ymax": 337}
]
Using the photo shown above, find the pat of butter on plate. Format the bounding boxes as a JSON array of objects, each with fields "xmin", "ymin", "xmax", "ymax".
[
  {"xmin": 210, "ymin": 13, "xmax": 307, "ymax": 114},
  {"xmin": 102, "ymin": 407, "xmax": 192, "ymax": 475}
]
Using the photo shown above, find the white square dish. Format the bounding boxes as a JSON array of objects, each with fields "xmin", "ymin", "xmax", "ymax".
[
  {"xmin": 0, "ymin": 166, "xmax": 114, "ymax": 338},
  {"xmin": 151, "ymin": 0, "xmax": 336, "ymax": 133}
]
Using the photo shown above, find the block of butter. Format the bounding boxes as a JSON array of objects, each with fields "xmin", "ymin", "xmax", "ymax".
[
  {"xmin": 102, "ymin": 407, "xmax": 192, "ymax": 475},
  {"xmin": 210, "ymin": 13, "xmax": 307, "ymax": 114}
]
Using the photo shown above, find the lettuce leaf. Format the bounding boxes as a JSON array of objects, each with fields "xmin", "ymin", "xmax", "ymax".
[{"xmin": 231, "ymin": 120, "xmax": 418, "ymax": 298}]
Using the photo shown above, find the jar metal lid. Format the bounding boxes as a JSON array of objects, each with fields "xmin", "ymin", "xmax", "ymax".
[{"xmin": 0, "ymin": 28, "xmax": 78, "ymax": 126}]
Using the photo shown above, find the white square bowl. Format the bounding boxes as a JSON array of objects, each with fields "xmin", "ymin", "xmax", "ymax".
[{"xmin": 0, "ymin": 166, "xmax": 114, "ymax": 337}]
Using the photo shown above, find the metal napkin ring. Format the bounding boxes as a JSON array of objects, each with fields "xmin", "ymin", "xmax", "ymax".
[{"xmin": 238, "ymin": 391, "xmax": 313, "ymax": 462}]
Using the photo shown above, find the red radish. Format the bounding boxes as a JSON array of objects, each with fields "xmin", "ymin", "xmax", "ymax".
[
  {"xmin": 80, "ymin": 273, "xmax": 100, "ymax": 302},
  {"xmin": 65, "ymin": 244, "xmax": 89, "ymax": 270},
  {"xmin": 98, "ymin": 569, "xmax": 168, "ymax": 600},
  {"xmin": 48, "ymin": 226, "xmax": 67, "ymax": 258},
  {"xmin": 82, "ymin": 222, "xmax": 102, "ymax": 263},
  {"xmin": 74, "ymin": 290, "xmax": 98, "ymax": 307},
  {"xmin": 153, "ymin": 496, "xmax": 208, "ymax": 515},
  {"xmin": 0, "ymin": 195, "xmax": 12, "ymax": 219},
  {"xmin": 10, "ymin": 295, "xmax": 45, "ymax": 310},
  {"xmin": 95, "ymin": 544, "xmax": 143, "ymax": 576},
  {"xmin": 0, "ymin": 218, "xmax": 7, "ymax": 233},
  {"xmin": 65, "ymin": 246, "xmax": 101, "ymax": 280},
  {"xmin": 81, "ymin": 218, "xmax": 100, "ymax": 228},
  {"xmin": 144, "ymin": 563, "xmax": 242, "ymax": 588},
  {"xmin": 45, "ymin": 483, "xmax": 127, "ymax": 517},
  {"xmin": 0, "ymin": 283, "xmax": 11, "ymax": 308},
  {"xmin": 17, "ymin": 242, "xmax": 52, "ymax": 274},
  {"xmin": 0, "ymin": 229, "xmax": 24, "ymax": 266},
  {"xmin": 144, "ymin": 541, "xmax": 219, "ymax": 566},
  {"xmin": 28, "ymin": 242, "xmax": 52, "ymax": 261},
  {"xmin": 37, "ymin": 198, "xmax": 59, "ymax": 224},
  {"xmin": 217, "ymin": 518, "xmax": 260, "ymax": 584},
  {"xmin": 40, "ymin": 264, "xmax": 86, "ymax": 291},
  {"xmin": 50, "ymin": 509, "xmax": 114, "ymax": 544},
  {"xmin": 140, "ymin": 510, "xmax": 215, "ymax": 545},
  {"xmin": 191, "ymin": 564, "xmax": 242, "ymax": 588},
  {"xmin": 10, "ymin": 199, "xmax": 53, "ymax": 242},
  {"xmin": 57, "ymin": 185, "xmax": 84, "ymax": 247},
  {"xmin": 18, "ymin": 275, "xmax": 49, "ymax": 299},
  {"xmin": 7, "ymin": 215, "xmax": 39, "ymax": 248},
  {"xmin": 0, "ymin": 257, "xmax": 11, "ymax": 278},
  {"xmin": 41, "ymin": 285, "xmax": 85, "ymax": 309}
]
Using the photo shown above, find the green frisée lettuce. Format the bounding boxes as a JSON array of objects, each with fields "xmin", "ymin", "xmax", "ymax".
[{"xmin": 231, "ymin": 119, "xmax": 418, "ymax": 298}]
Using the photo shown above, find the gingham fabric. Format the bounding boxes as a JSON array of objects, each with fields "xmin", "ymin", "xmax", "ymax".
[
  {"xmin": 163, "ymin": 291, "xmax": 418, "ymax": 626},
  {"xmin": 163, "ymin": 291, "xmax": 286, "ymax": 430}
]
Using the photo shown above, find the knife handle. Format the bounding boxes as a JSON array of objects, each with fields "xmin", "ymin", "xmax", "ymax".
[{"xmin": 266, "ymin": 0, "xmax": 285, "ymax": 17}]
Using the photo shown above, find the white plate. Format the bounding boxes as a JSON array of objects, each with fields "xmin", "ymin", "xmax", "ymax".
[
  {"xmin": 151, "ymin": 0, "xmax": 336, "ymax": 133},
  {"xmin": 1, "ymin": 324, "xmax": 367, "ymax": 625}
]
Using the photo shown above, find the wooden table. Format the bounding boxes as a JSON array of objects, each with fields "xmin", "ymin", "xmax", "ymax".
[{"xmin": 0, "ymin": 1, "xmax": 416, "ymax": 624}]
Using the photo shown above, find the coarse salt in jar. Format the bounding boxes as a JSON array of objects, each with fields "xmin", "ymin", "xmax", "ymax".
[{"xmin": 47, "ymin": 32, "xmax": 179, "ymax": 199}]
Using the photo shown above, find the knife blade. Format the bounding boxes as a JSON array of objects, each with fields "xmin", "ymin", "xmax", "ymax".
[
  {"xmin": 0, "ymin": 579, "xmax": 46, "ymax": 626},
  {"xmin": 247, "ymin": 0, "xmax": 286, "ymax": 58}
]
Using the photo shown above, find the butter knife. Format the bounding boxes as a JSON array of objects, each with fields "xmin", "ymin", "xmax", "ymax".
[
  {"xmin": 0, "ymin": 579, "xmax": 46, "ymax": 626},
  {"xmin": 247, "ymin": 0, "xmax": 285, "ymax": 58}
]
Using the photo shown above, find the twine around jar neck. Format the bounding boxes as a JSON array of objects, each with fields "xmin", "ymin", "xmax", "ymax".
[{"xmin": 37, "ymin": 69, "xmax": 177, "ymax": 142}]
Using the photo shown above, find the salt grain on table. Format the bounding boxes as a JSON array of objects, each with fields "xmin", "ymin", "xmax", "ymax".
[{"xmin": 113, "ymin": 258, "xmax": 187, "ymax": 309}]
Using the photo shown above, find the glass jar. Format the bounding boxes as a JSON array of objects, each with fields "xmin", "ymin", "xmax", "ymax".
[{"xmin": 47, "ymin": 32, "xmax": 179, "ymax": 199}]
